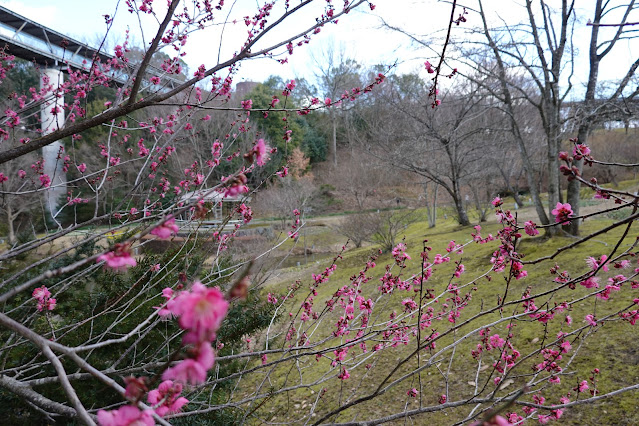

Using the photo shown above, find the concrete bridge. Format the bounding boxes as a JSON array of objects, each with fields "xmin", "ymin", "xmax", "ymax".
[{"xmin": 0, "ymin": 5, "xmax": 182, "ymax": 217}]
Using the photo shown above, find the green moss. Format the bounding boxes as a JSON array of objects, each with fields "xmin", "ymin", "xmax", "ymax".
[{"xmin": 237, "ymin": 202, "xmax": 639, "ymax": 424}]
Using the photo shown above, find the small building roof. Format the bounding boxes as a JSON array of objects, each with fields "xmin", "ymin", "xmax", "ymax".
[{"xmin": 178, "ymin": 189, "xmax": 250, "ymax": 204}]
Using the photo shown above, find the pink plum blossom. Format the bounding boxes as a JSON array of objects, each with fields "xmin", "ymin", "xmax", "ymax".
[
  {"xmin": 156, "ymin": 287, "xmax": 175, "ymax": 318},
  {"xmin": 253, "ymin": 138, "xmax": 268, "ymax": 166},
  {"xmin": 524, "ymin": 220, "xmax": 539, "ymax": 236},
  {"xmin": 573, "ymin": 144, "xmax": 591, "ymax": 158},
  {"xmin": 123, "ymin": 376, "xmax": 148, "ymax": 400},
  {"xmin": 37, "ymin": 298, "xmax": 56, "ymax": 312},
  {"xmin": 32, "ymin": 286, "xmax": 56, "ymax": 312},
  {"xmin": 169, "ymin": 282, "xmax": 229, "ymax": 343},
  {"xmin": 402, "ymin": 298, "xmax": 418, "ymax": 312},
  {"xmin": 586, "ymin": 255, "xmax": 608, "ymax": 272},
  {"xmin": 511, "ymin": 261, "xmax": 527, "ymax": 280},
  {"xmin": 223, "ymin": 173, "xmax": 249, "ymax": 198},
  {"xmin": 489, "ymin": 334, "xmax": 505, "ymax": 348},
  {"xmin": 97, "ymin": 243, "xmax": 137, "ymax": 271},
  {"xmin": 244, "ymin": 139, "xmax": 269, "ymax": 166},
  {"xmin": 162, "ymin": 343, "xmax": 215, "ymax": 385},
  {"xmin": 150, "ymin": 217, "xmax": 179, "ymax": 240},
  {"xmin": 337, "ymin": 368, "xmax": 350, "ymax": 380},
  {"xmin": 576, "ymin": 380, "xmax": 589, "ymax": 393},
  {"xmin": 580, "ymin": 276, "xmax": 600, "ymax": 289},
  {"xmin": 96, "ymin": 405, "xmax": 154, "ymax": 426},
  {"xmin": 276, "ymin": 166, "xmax": 288, "ymax": 177},
  {"xmin": 32, "ymin": 286, "xmax": 51, "ymax": 301},
  {"xmin": 391, "ymin": 243, "xmax": 411, "ymax": 263},
  {"xmin": 424, "ymin": 61, "xmax": 435, "ymax": 73},
  {"xmin": 615, "ymin": 259, "xmax": 631, "ymax": 269},
  {"xmin": 147, "ymin": 380, "xmax": 189, "ymax": 416},
  {"xmin": 162, "ymin": 359, "xmax": 207, "ymax": 385},
  {"xmin": 551, "ymin": 202, "xmax": 573, "ymax": 224},
  {"xmin": 39, "ymin": 174, "xmax": 51, "ymax": 188},
  {"xmin": 585, "ymin": 314, "xmax": 597, "ymax": 327}
]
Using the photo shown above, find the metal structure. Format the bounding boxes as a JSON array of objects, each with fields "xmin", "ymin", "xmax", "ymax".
[
  {"xmin": 0, "ymin": 5, "xmax": 111, "ymax": 69},
  {"xmin": 0, "ymin": 5, "xmax": 184, "ymax": 217},
  {"xmin": 0, "ymin": 4, "xmax": 183, "ymax": 87}
]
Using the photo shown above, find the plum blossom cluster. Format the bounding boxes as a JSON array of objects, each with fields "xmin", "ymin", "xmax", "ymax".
[
  {"xmin": 471, "ymin": 328, "xmax": 520, "ymax": 379},
  {"xmin": 97, "ymin": 282, "xmax": 228, "ymax": 424},
  {"xmin": 471, "ymin": 224, "xmax": 495, "ymax": 244},
  {"xmin": 147, "ymin": 380, "xmax": 189, "ymax": 417},
  {"xmin": 551, "ymin": 202, "xmax": 573, "ymax": 225},
  {"xmin": 490, "ymin": 198, "xmax": 528, "ymax": 280},
  {"xmin": 97, "ymin": 243, "xmax": 137, "ymax": 271},
  {"xmin": 221, "ymin": 172, "xmax": 249, "ymax": 198},
  {"xmin": 150, "ymin": 216, "xmax": 179, "ymax": 240},
  {"xmin": 160, "ymin": 282, "xmax": 229, "ymax": 383},
  {"xmin": 288, "ymin": 208, "xmax": 301, "ymax": 239},
  {"xmin": 244, "ymin": 138, "xmax": 269, "ymax": 166},
  {"xmin": 558, "ymin": 139, "xmax": 594, "ymax": 181},
  {"xmin": 391, "ymin": 242, "xmax": 411, "ymax": 264},
  {"xmin": 32, "ymin": 286, "xmax": 56, "ymax": 312}
]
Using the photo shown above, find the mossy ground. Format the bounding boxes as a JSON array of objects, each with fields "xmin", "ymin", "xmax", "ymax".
[{"xmin": 235, "ymin": 187, "xmax": 639, "ymax": 425}]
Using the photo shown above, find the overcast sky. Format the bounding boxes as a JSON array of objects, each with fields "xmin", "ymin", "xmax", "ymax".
[
  {"xmin": 0, "ymin": 0, "xmax": 433, "ymax": 84},
  {"xmin": 0, "ymin": 0, "xmax": 637, "ymax": 99}
]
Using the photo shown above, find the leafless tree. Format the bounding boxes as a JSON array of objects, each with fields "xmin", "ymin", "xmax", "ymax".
[
  {"xmin": 362, "ymin": 74, "xmax": 499, "ymax": 226},
  {"xmin": 310, "ymin": 42, "xmax": 363, "ymax": 167},
  {"xmin": 565, "ymin": 0, "xmax": 639, "ymax": 234}
]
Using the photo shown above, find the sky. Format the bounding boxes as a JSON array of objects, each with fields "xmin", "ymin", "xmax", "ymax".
[
  {"xmin": 0, "ymin": 0, "xmax": 437, "ymax": 86},
  {"xmin": 0, "ymin": 0, "xmax": 637, "ymax": 98}
]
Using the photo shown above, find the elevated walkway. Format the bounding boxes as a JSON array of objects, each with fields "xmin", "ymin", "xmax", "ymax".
[{"xmin": 0, "ymin": 5, "xmax": 182, "ymax": 89}]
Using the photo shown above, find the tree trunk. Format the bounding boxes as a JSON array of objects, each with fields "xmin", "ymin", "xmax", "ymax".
[
  {"xmin": 423, "ymin": 182, "xmax": 438, "ymax": 228},
  {"xmin": 518, "ymin": 136, "xmax": 549, "ymax": 226},
  {"xmin": 471, "ymin": 185, "xmax": 488, "ymax": 222},
  {"xmin": 7, "ymin": 204, "xmax": 16, "ymax": 245},
  {"xmin": 453, "ymin": 196, "xmax": 470, "ymax": 226},
  {"xmin": 498, "ymin": 166, "xmax": 524, "ymax": 207},
  {"xmin": 477, "ymin": 0, "xmax": 550, "ymax": 228},
  {"xmin": 331, "ymin": 115, "xmax": 337, "ymax": 168},
  {"xmin": 546, "ymin": 117, "xmax": 561, "ymax": 235},
  {"xmin": 451, "ymin": 180, "xmax": 470, "ymax": 226},
  {"xmin": 566, "ymin": 0, "xmax": 605, "ymax": 236},
  {"xmin": 430, "ymin": 183, "xmax": 438, "ymax": 227}
]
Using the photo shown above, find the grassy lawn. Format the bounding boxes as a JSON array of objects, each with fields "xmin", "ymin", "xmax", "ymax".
[{"xmin": 233, "ymin": 197, "xmax": 639, "ymax": 425}]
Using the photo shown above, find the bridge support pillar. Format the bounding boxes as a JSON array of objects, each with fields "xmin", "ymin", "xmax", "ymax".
[{"xmin": 41, "ymin": 67, "xmax": 66, "ymax": 219}]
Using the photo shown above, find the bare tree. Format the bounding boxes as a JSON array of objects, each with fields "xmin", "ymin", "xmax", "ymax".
[
  {"xmin": 456, "ymin": 0, "xmax": 577, "ymax": 234},
  {"xmin": 565, "ymin": 0, "xmax": 639, "ymax": 234},
  {"xmin": 371, "ymin": 208, "xmax": 419, "ymax": 251},
  {"xmin": 334, "ymin": 211, "xmax": 380, "ymax": 248},
  {"xmin": 363, "ymin": 74, "xmax": 498, "ymax": 226},
  {"xmin": 310, "ymin": 42, "xmax": 363, "ymax": 167}
]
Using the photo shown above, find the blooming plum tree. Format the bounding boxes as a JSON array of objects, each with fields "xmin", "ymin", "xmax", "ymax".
[{"xmin": 0, "ymin": 1, "xmax": 639, "ymax": 425}]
